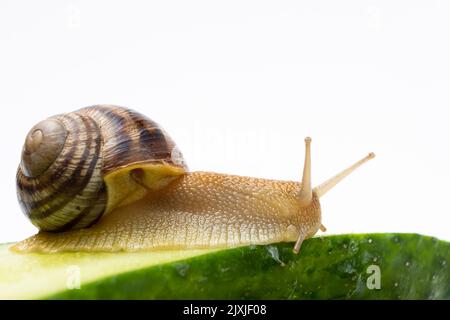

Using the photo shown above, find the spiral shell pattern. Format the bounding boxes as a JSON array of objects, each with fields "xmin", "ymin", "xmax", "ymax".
[{"xmin": 17, "ymin": 105, "xmax": 187, "ymax": 232}]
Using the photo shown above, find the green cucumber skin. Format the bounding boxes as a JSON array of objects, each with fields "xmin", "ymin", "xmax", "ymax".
[{"xmin": 49, "ymin": 234, "xmax": 449, "ymax": 300}]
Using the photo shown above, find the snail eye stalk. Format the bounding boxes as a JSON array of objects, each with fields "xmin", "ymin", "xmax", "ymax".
[
  {"xmin": 313, "ymin": 152, "xmax": 376, "ymax": 198},
  {"xmin": 298, "ymin": 137, "xmax": 312, "ymax": 207}
]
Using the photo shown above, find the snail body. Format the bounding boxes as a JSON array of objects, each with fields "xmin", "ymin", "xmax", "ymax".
[{"xmin": 12, "ymin": 105, "xmax": 375, "ymax": 254}]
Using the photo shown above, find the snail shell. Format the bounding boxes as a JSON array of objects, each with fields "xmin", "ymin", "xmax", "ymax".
[{"xmin": 16, "ymin": 105, "xmax": 187, "ymax": 232}]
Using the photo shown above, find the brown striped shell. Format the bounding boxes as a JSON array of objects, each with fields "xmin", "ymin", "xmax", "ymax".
[{"xmin": 16, "ymin": 105, "xmax": 188, "ymax": 232}]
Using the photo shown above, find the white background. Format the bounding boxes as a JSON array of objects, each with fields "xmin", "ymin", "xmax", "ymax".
[{"xmin": 0, "ymin": 1, "xmax": 449, "ymax": 243}]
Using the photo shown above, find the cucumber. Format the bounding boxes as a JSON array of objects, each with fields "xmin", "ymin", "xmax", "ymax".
[{"xmin": 0, "ymin": 233, "xmax": 448, "ymax": 299}]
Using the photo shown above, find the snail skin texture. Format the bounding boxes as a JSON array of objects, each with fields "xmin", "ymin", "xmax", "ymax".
[{"xmin": 13, "ymin": 105, "xmax": 375, "ymax": 254}]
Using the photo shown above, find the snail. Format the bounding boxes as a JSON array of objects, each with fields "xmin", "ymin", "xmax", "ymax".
[{"xmin": 12, "ymin": 105, "xmax": 375, "ymax": 254}]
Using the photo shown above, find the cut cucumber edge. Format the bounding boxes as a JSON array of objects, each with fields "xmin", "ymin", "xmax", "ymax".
[{"xmin": 0, "ymin": 233, "xmax": 448, "ymax": 300}]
